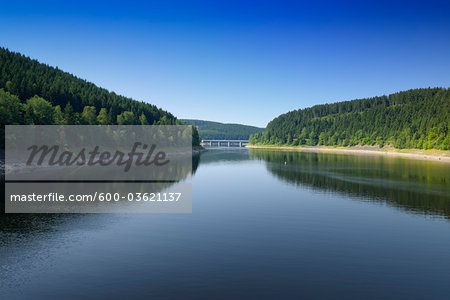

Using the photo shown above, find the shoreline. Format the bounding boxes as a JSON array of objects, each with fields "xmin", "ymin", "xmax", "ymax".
[
  {"xmin": 192, "ymin": 146, "xmax": 207, "ymax": 155},
  {"xmin": 246, "ymin": 145, "xmax": 450, "ymax": 163}
]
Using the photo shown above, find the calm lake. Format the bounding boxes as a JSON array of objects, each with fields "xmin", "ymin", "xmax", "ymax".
[{"xmin": 1, "ymin": 148, "xmax": 450, "ymax": 299}]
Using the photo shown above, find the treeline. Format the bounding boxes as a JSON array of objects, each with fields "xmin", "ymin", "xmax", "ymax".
[
  {"xmin": 0, "ymin": 48, "xmax": 200, "ymax": 146},
  {"xmin": 183, "ymin": 119, "xmax": 264, "ymax": 140},
  {"xmin": 250, "ymin": 88, "xmax": 450, "ymax": 150}
]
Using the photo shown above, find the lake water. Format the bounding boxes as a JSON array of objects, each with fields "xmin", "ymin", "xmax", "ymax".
[{"xmin": 1, "ymin": 148, "xmax": 450, "ymax": 299}]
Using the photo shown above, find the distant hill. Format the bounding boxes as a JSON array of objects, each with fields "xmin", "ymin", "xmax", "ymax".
[
  {"xmin": 250, "ymin": 88, "xmax": 449, "ymax": 150},
  {"xmin": 182, "ymin": 119, "xmax": 264, "ymax": 140}
]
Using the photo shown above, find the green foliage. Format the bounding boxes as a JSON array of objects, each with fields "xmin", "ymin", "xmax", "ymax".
[
  {"xmin": 0, "ymin": 48, "xmax": 201, "ymax": 147},
  {"xmin": 0, "ymin": 47, "xmax": 177, "ymax": 126},
  {"xmin": 183, "ymin": 119, "xmax": 264, "ymax": 140},
  {"xmin": 157, "ymin": 115, "xmax": 171, "ymax": 125},
  {"xmin": 250, "ymin": 88, "xmax": 450, "ymax": 150},
  {"xmin": 53, "ymin": 105, "xmax": 64, "ymax": 124},
  {"xmin": 63, "ymin": 102, "xmax": 77, "ymax": 125},
  {"xmin": 81, "ymin": 106, "xmax": 97, "ymax": 125},
  {"xmin": 117, "ymin": 111, "xmax": 135, "ymax": 125},
  {"xmin": 0, "ymin": 89, "xmax": 22, "ymax": 125},
  {"xmin": 192, "ymin": 126, "xmax": 200, "ymax": 147},
  {"xmin": 139, "ymin": 113, "xmax": 148, "ymax": 125},
  {"xmin": 97, "ymin": 108, "xmax": 110, "ymax": 125},
  {"xmin": 24, "ymin": 96, "xmax": 54, "ymax": 125}
]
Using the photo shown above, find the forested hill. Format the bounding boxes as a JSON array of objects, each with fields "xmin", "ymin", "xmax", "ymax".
[
  {"xmin": 0, "ymin": 47, "xmax": 200, "ymax": 146},
  {"xmin": 250, "ymin": 88, "xmax": 449, "ymax": 150},
  {"xmin": 182, "ymin": 119, "xmax": 264, "ymax": 140}
]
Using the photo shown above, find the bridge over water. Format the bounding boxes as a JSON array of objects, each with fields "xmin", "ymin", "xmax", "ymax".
[{"xmin": 201, "ymin": 140, "xmax": 249, "ymax": 147}]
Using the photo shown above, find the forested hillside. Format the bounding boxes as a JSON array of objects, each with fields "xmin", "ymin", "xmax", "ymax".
[
  {"xmin": 250, "ymin": 88, "xmax": 449, "ymax": 150},
  {"xmin": 0, "ymin": 48, "xmax": 200, "ymax": 146},
  {"xmin": 183, "ymin": 119, "xmax": 264, "ymax": 140}
]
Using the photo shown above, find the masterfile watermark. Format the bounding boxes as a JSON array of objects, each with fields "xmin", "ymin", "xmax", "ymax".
[
  {"xmin": 4, "ymin": 125, "xmax": 193, "ymax": 213},
  {"xmin": 5, "ymin": 182, "xmax": 192, "ymax": 213},
  {"xmin": 5, "ymin": 125, "xmax": 193, "ymax": 181},
  {"xmin": 26, "ymin": 142, "xmax": 169, "ymax": 172}
]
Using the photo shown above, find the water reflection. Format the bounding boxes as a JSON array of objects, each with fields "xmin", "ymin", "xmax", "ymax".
[
  {"xmin": 1, "ymin": 149, "xmax": 450, "ymax": 299},
  {"xmin": 249, "ymin": 149, "xmax": 450, "ymax": 218},
  {"xmin": 196, "ymin": 147, "xmax": 250, "ymax": 165},
  {"xmin": 0, "ymin": 153, "xmax": 200, "ymax": 231}
]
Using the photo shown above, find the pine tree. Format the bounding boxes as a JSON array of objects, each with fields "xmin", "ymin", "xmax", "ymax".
[{"xmin": 63, "ymin": 102, "xmax": 76, "ymax": 125}]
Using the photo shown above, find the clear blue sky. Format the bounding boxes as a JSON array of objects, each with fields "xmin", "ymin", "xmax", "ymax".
[{"xmin": 1, "ymin": 0, "xmax": 449, "ymax": 127}]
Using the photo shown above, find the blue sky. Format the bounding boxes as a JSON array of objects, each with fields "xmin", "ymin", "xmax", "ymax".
[{"xmin": 1, "ymin": 0, "xmax": 449, "ymax": 127}]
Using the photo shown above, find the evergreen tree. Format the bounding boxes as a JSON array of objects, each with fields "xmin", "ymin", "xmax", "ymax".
[
  {"xmin": 251, "ymin": 88, "xmax": 450, "ymax": 150},
  {"xmin": 53, "ymin": 105, "xmax": 64, "ymax": 124},
  {"xmin": 63, "ymin": 102, "xmax": 76, "ymax": 125},
  {"xmin": 0, "ymin": 47, "xmax": 178, "ymax": 127}
]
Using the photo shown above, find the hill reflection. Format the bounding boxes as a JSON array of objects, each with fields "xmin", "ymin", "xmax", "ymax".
[{"xmin": 249, "ymin": 149, "xmax": 450, "ymax": 219}]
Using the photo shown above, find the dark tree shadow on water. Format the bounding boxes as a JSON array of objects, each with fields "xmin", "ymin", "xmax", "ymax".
[{"xmin": 249, "ymin": 149, "xmax": 450, "ymax": 219}]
